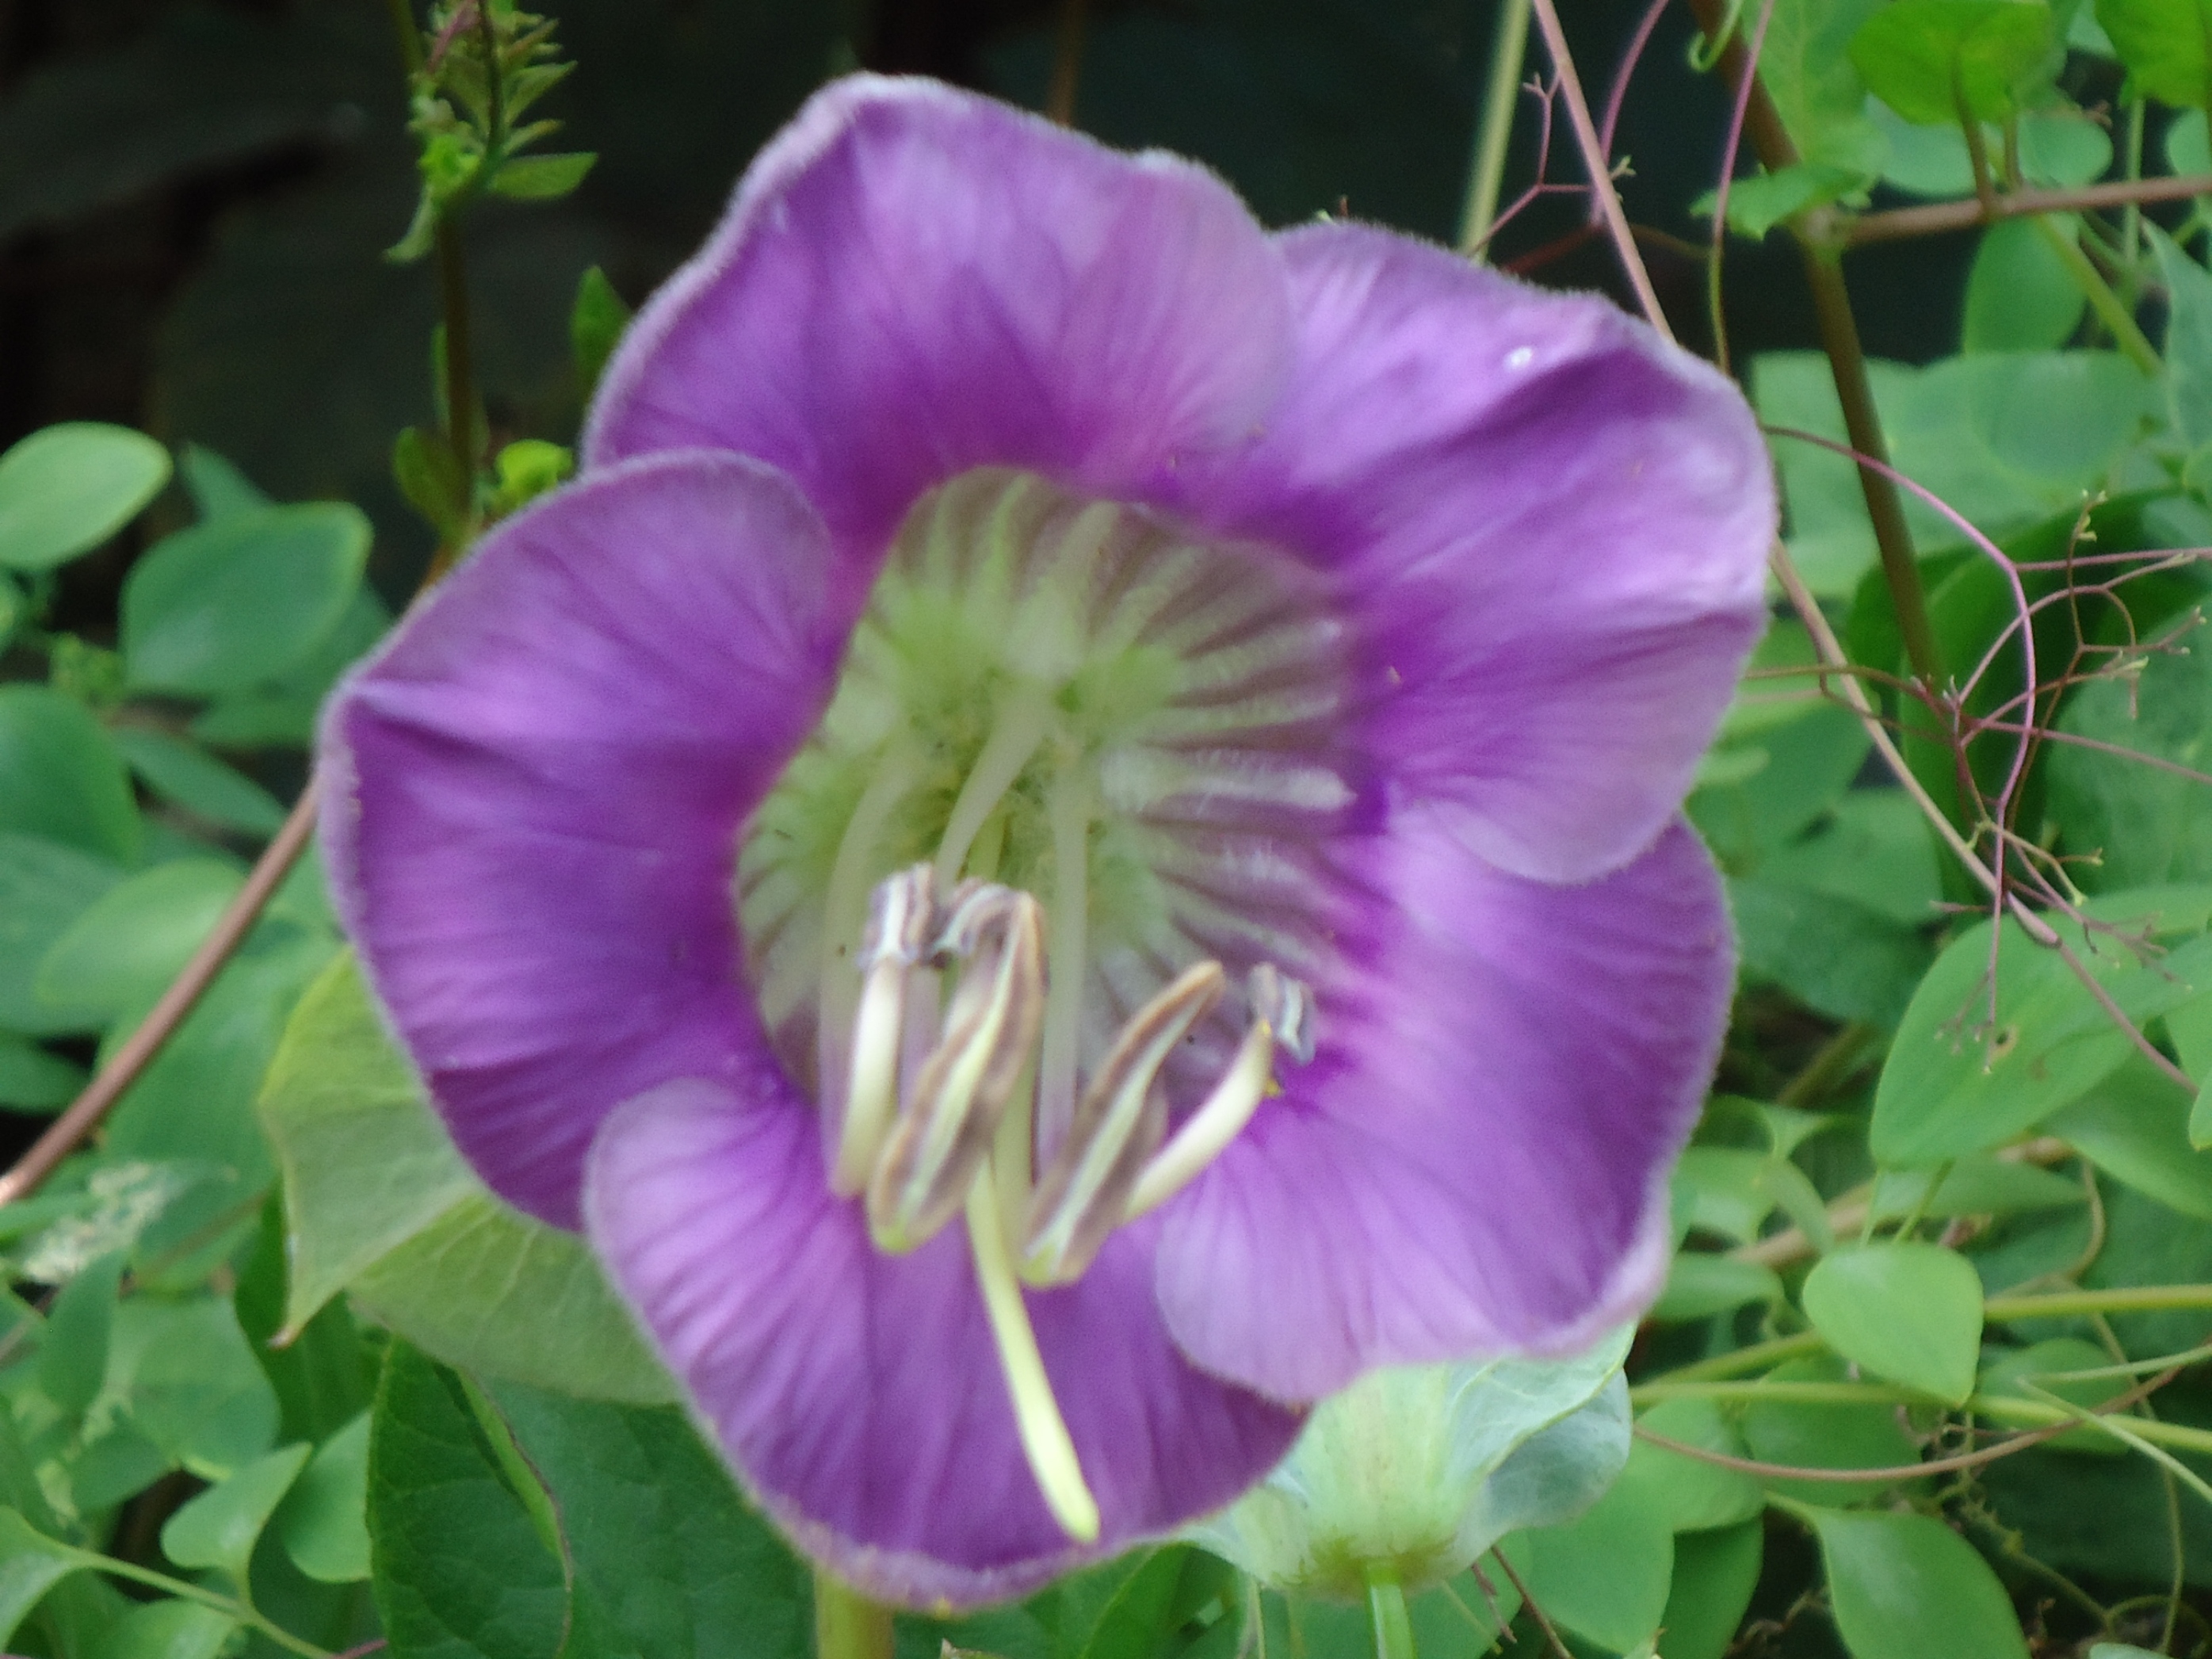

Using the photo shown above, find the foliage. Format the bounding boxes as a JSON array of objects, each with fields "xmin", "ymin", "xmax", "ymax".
[{"xmin": 5, "ymin": 1, "xmax": 2212, "ymax": 1657}]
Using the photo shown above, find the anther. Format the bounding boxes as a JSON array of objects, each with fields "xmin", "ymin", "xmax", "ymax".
[
  {"xmin": 829, "ymin": 866, "xmax": 938, "ymax": 1196},
  {"xmin": 1121, "ymin": 963, "xmax": 1314, "ymax": 1222},
  {"xmin": 866, "ymin": 885, "xmax": 1048, "ymax": 1252},
  {"xmin": 1022, "ymin": 961, "xmax": 1226, "ymax": 1284}
]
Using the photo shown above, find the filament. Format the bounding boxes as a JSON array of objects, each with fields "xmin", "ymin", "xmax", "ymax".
[{"xmin": 965, "ymin": 1168, "xmax": 1101, "ymax": 1542}]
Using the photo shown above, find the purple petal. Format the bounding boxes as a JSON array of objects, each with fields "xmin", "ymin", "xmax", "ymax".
[
  {"xmin": 584, "ymin": 75, "xmax": 1292, "ymax": 579},
  {"xmin": 1154, "ymin": 817, "xmax": 1728, "ymax": 1402},
  {"xmin": 584, "ymin": 1074, "xmax": 1302, "ymax": 1608},
  {"xmin": 319, "ymin": 453, "xmax": 847, "ymax": 1227},
  {"xmin": 1175, "ymin": 224, "xmax": 1773, "ymax": 884}
]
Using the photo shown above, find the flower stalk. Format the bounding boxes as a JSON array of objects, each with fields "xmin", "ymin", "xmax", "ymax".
[
  {"xmin": 1366, "ymin": 1565, "xmax": 1418, "ymax": 1659},
  {"xmin": 813, "ymin": 1572, "xmax": 894, "ymax": 1659}
]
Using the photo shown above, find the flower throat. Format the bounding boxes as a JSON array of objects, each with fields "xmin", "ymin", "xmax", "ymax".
[{"xmin": 735, "ymin": 468, "xmax": 1353, "ymax": 1542}]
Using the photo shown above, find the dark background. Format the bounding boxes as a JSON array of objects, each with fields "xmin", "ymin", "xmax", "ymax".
[{"xmin": 0, "ymin": 0, "xmax": 1969, "ymax": 612}]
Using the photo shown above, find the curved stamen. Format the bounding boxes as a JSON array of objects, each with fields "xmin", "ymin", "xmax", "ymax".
[
  {"xmin": 866, "ymin": 887, "xmax": 1047, "ymax": 1252},
  {"xmin": 965, "ymin": 1167, "xmax": 1101, "ymax": 1543},
  {"xmin": 1121, "ymin": 964, "xmax": 1314, "ymax": 1222},
  {"xmin": 829, "ymin": 865, "xmax": 938, "ymax": 1196},
  {"xmin": 1022, "ymin": 961, "xmax": 1224, "ymax": 1285}
]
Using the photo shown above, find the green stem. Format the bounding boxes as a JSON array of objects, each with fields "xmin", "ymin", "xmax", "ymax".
[
  {"xmin": 1366, "ymin": 1565, "xmax": 1417, "ymax": 1659},
  {"xmin": 72, "ymin": 1551, "xmax": 329, "ymax": 1659},
  {"xmin": 436, "ymin": 224, "xmax": 481, "ymax": 491},
  {"xmin": 1457, "ymin": 0, "xmax": 1531, "ymax": 258},
  {"xmin": 814, "ymin": 1573, "xmax": 894, "ymax": 1659},
  {"xmin": 1985, "ymin": 1283, "xmax": 2212, "ymax": 1321},
  {"xmin": 1650, "ymin": 1329, "xmax": 1825, "ymax": 1383},
  {"xmin": 1796, "ymin": 242, "xmax": 1943, "ymax": 690},
  {"xmin": 384, "ymin": 0, "xmax": 424, "ymax": 75},
  {"xmin": 2028, "ymin": 213, "xmax": 2160, "ymax": 375},
  {"xmin": 1631, "ymin": 1378, "xmax": 1925, "ymax": 1408}
]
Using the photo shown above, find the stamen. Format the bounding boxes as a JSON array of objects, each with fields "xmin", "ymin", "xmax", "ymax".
[
  {"xmin": 828, "ymin": 866, "xmax": 937, "ymax": 1197},
  {"xmin": 1121, "ymin": 965, "xmax": 1314, "ymax": 1222},
  {"xmin": 932, "ymin": 686, "xmax": 1053, "ymax": 888},
  {"xmin": 1035, "ymin": 764, "xmax": 1092, "ymax": 1151},
  {"xmin": 866, "ymin": 887, "xmax": 1048, "ymax": 1252},
  {"xmin": 1022, "ymin": 961, "xmax": 1224, "ymax": 1285},
  {"xmin": 964, "ymin": 1168, "xmax": 1101, "ymax": 1542},
  {"xmin": 814, "ymin": 746, "xmax": 923, "ymax": 1127}
]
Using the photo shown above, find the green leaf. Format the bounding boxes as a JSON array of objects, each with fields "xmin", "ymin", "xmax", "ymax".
[
  {"xmin": 1651, "ymin": 1252, "xmax": 1785, "ymax": 1322},
  {"xmin": 1690, "ymin": 703, "xmax": 1871, "ymax": 870},
  {"xmin": 1808, "ymin": 1508, "xmax": 2029, "ymax": 1659},
  {"xmin": 490, "ymin": 151, "xmax": 597, "ymax": 200},
  {"xmin": 1759, "ymin": 0, "xmax": 1890, "ymax": 166},
  {"xmin": 190, "ymin": 587, "xmax": 391, "ymax": 751},
  {"xmin": 2151, "ymin": 224, "xmax": 2212, "ymax": 446},
  {"xmin": 495, "ymin": 1382, "xmax": 814, "ymax": 1659},
  {"xmin": 1512, "ymin": 1462, "xmax": 1675, "ymax": 1654},
  {"xmin": 571, "ymin": 266, "xmax": 631, "ymax": 403},
  {"xmin": 38, "ymin": 1252, "xmax": 123, "ymax": 1414},
  {"xmin": 392, "ymin": 426, "xmax": 469, "ymax": 542},
  {"xmin": 0, "ymin": 423, "xmax": 171, "ymax": 573},
  {"xmin": 1730, "ymin": 878, "xmax": 1934, "ymax": 1026},
  {"xmin": 112, "ymin": 727, "xmax": 287, "ymax": 838},
  {"xmin": 273, "ymin": 1412, "xmax": 372, "ymax": 1583},
  {"xmin": 0, "ymin": 1508, "xmax": 86, "ymax": 1649},
  {"xmin": 2098, "ymin": 0, "xmax": 2212, "ymax": 104},
  {"xmin": 0, "ymin": 1033, "xmax": 84, "ymax": 1112},
  {"xmin": 104, "ymin": 934, "xmax": 334, "ymax": 1195},
  {"xmin": 1851, "ymin": 0, "xmax": 2058, "ymax": 124},
  {"xmin": 0, "ymin": 686, "xmax": 142, "ymax": 863},
  {"xmin": 36, "ymin": 859, "xmax": 243, "ymax": 1022},
  {"xmin": 159, "ymin": 1441, "xmax": 311, "ymax": 1579},
  {"xmin": 2049, "ymin": 616, "xmax": 2212, "ymax": 889},
  {"xmin": 1702, "ymin": 162, "xmax": 1872, "ymax": 239},
  {"xmin": 1672, "ymin": 1146, "xmax": 1777, "ymax": 1243},
  {"xmin": 113, "ymin": 1294, "xmax": 282, "ymax": 1478},
  {"xmin": 1801, "ymin": 1242, "xmax": 1985, "ymax": 1403},
  {"xmin": 1869, "ymin": 1156, "xmax": 2084, "ymax": 1218},
  {"xmin": 1740, "ymin": 1357, "xmax": 1926, "ymax": 1502},
  {"xmin": 1964, "ymin": 216, "xmax": 2086, "ymax": 352},
  {"xmin": 1656, "ymin": 1521, "xmax": 1763, "ymax": 1659},
  {"xmin": 1758, "ymin": 790, "xmax": 1942, "ymax": 927},
  {"xmin": 1978, "ymin": 1338, "xmax": 2128, "ymax": 1454},
  {"xmin": 1870, "ymin": 888, "xmax": 2212, "ymax": 1163},
  {"xmin": 179, "ymin": 444, "xmax": 273, "ymax": 524},
  {"xmin": 489, "ymin": 441, "xmax": 573, "ymax": 516},
  {"xmin": 1629, "ymin": 1399, "xmax": 1765, "ymax": 1531},
  {"xmin": 92, "ymin": 1600, "xmax": 239, "ymax": 1659},
  {"xmin": 122, "ymin": 502, "xmax": 371, "ymax": 696},
  {"xmin": 368, "ymin": 1343, "xmax": 571, "ymax": 1659},
  {"xmin": 259, "ymin": 954, "xmax": 477, "ymax": 1327},
  {"xmin": 260, "ymin": 952, "xmax": 672, "ymax": 1402},
  {"xmin": 2049, "ymin": 1056, "xmax": 2212, "ymax": 1216}
]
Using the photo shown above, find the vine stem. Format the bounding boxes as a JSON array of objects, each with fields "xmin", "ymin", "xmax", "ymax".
[
  {"xmin": 1456, "ymin": 0, "xmax": 1531, "ymax": 257},
  {"xmin": 1524, "ymin": 0, "xmax": 1668, "ymax": 334},
  {"xmin": 0, "ymin": 788, "xmax": 319, "ymax": 1208},
  {"xmin": 1044, "ymin": 0, "xmax": 1089, "ymax": 126},
  {"xmin": 813, "ymin": 1570, "xmax": 893, "ymax": 1659},
  {"xmin": 1849, "ymin": 172, "xmax": 2212, "ymax": 244}
]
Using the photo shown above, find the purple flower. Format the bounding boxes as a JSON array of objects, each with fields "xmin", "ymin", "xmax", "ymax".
[{"xmin": 320, "ymin": 76, "xmax": 1773, "ymax": 1607}]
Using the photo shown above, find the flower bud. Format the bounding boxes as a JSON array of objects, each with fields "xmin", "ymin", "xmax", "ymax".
[{"xmin": 1188, "ymin": 1328, "xmax": 1633, "ymax": 1600}]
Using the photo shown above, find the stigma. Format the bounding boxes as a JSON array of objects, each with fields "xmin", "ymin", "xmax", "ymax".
[{"xmin": 827, "ymin": 862, "xmax": 1312, "ymax": 1541}]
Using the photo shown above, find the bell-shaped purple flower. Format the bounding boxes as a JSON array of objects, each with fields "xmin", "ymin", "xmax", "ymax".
[{"xmin": 320, "ymin": 75, "xmax": 1773, "ymax": 1607}]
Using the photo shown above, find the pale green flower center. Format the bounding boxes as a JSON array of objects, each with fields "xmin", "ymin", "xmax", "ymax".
[{"xmin": 734, "ymin": 467, "xmax": 1353, "ymax": 1542}]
